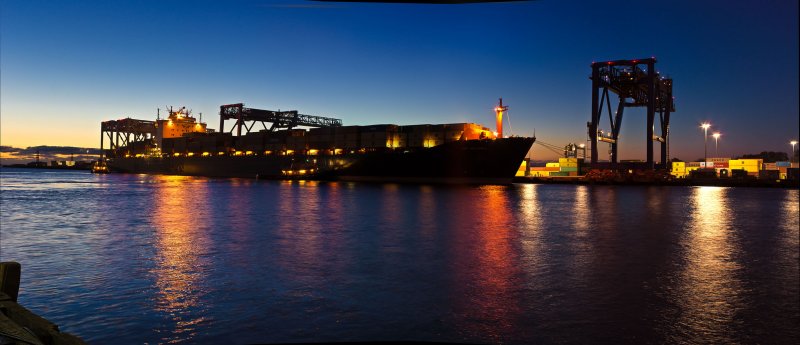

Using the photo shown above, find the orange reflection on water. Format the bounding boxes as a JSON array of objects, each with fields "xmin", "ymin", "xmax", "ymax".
[
  {"xmin": 678, "ymin": 186, "xmax": 742, "ymax": 342},
  {"xmin": 458, "ymin": 185, "xmax": 518, "ymax": 342},
  {"xmin": 518, "ymin": 184, "xmax": 544, "ymax": 270},
  {"xmin": 150, "ymin": 175, "xmax": 212, "ymax": 343}
]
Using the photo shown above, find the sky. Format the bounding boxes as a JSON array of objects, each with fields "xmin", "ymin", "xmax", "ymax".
[{"xmin": 1, "ymin": 0, "xmax": 798, "ymax": 161}]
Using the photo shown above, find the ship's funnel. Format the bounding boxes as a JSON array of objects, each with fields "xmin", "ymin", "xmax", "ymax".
[{"xmin": 495, "ymin": 98, "xmax": 508, "ymax": 139}]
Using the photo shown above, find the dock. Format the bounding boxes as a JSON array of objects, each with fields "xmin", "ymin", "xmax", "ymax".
[{"xmin": 0, "ymin": 262, "xmax": 86, "ymax": 345}]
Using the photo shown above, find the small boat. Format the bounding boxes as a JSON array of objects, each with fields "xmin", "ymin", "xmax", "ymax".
[{"xmin": 91, "ymin": 161, "xmax": 109, "ymax": 174}]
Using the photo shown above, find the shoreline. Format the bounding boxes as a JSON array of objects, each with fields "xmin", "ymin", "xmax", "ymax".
[
  {"xmin": 513, "ymin": 176, "xmax": 800, "ymax": 188},
  {"xmin": 1, "ymin": 164, "xmax": 91, "ymax": 171}
]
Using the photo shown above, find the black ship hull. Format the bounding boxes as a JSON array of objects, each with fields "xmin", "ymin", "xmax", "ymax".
[{"xmin": 107, "ymin": 137, "xmax": 534, "ymax": 184}]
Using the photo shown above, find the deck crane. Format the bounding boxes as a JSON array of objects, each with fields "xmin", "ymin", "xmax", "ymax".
[{"xmin": 535, "ymin": 140, "xmax": 586, "ymax": 159}]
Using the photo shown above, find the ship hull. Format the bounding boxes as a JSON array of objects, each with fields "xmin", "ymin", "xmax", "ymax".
[{"xmin": 107, "ymin": 137, "xmax": 534, "ymax": 184}]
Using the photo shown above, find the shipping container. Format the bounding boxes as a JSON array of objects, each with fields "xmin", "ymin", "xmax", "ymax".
[
  {"xmin": 730, "ymin": 159, "xmax": 762, "ymax": 166},
  {"xmin": 558, "ymin": 157, "xmax": 579, "ymax": 164},
  {"xmin": 173, "ymin": 142, "xmax": 186, "ymax": 153},
  {"xmin": 738, "ymin": 166, "xmax": 760, "ymax": 173},
  {"xmin": 776, "ymin": 161, "xmax": 791, "ymax": 167},
  {"xmin": 546, "ymin": 162, "xmax": 560, "ymax": 168},
  {"xmin": 759, "ymin": 170, "xmax": 779, "ymax": 180},
  {"xmin": 515, "ymin": 160, "xmax": 528, "ymax": 177}
]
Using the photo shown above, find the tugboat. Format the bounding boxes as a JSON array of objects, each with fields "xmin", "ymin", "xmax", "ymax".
[{"xmin": 91, "ymin": 160, "xmax": 109, "ymax": 174}]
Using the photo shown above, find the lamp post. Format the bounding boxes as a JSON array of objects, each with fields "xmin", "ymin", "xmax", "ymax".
[
  {"xmin": 712, "ymin": 132, "xmax": 721, "ymax": 157},
  {"xmin": 791, "ymin": 140, "xmax": 798, "ymax": 162},
  {"xmin": 701, "ymin": 123, "xmax": 711, "ymax": 167}
]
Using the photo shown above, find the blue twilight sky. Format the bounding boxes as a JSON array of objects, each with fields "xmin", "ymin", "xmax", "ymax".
[{"xmin": 1, "ymin": 0, "xmax": 798, "ymax": 161}]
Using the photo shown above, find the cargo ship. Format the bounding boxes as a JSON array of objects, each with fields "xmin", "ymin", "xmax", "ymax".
[{"xmin": 100, "ymin": 102, "xmax": 535, "ymax": 184}]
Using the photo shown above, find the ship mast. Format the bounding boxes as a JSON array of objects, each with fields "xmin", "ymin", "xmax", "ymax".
[{"xmin": 494, "ymin": 98, "xmax": 508, "ymax": 139}]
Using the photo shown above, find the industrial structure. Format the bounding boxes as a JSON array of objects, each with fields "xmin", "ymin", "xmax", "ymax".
[
  {"xmin": 218, "ymin": 103, "xmax": 342, "ymax": 136},
  {"xmin": 588, "ymin": 58, "xmax": 674, "ymax": 169},
  {"xmin": 100, "ymin": 118, "xmax": 156, "ymax": 154}
]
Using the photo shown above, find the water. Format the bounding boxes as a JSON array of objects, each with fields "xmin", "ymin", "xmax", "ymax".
[{"xmin": 0, "ymin": 167, "xmax": 797, "ymax": 344}]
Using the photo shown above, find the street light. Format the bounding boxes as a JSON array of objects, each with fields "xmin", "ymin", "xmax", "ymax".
[
  {"xmin": 791, "ymin": 140, "xmax": 798, "ymax": 162},
  {"xmin": 700, "ymin": 122, "xmax": 711, "ymax": 166},
  {"xmin": 712, "ymin": 132, "xmax": 721, "ymax": 157}
]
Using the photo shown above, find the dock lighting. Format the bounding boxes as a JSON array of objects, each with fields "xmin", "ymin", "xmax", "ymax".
[
  {"xmin": 712, "ymin": 132, "xmax": 721, "ymax": 157},
  {"xmin": 791, "ymin": 140, "xmax": 798, "ymax": 161},
  {"xmin": 700, "ymin": 123, "xmax": 711, "ymax": 166}
]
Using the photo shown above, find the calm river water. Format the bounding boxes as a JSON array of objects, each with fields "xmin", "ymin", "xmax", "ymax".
[{"xmin": 0, "ymin": 168, "xmax": 797, "ymax": 344}]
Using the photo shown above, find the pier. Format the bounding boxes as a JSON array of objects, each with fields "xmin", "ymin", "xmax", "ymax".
[{"xmin": 0, "ymin": 262, "xmax": 86, "ymax": 345}]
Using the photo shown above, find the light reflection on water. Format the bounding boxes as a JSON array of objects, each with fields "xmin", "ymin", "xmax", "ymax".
[
  {"xmin": 150, "ymin": 176, "xmax": 213, "ymax": 343},
  {"xmin": 677, "ymin": 186, "xmax": 742, "ymax": 342},
  {"xmin": 0, "ymin": 168, "xmax": 797, "ymax": 344},
  {"xmin": 464, "ymin": 185, "xmax": 518, "ymax": 343}
]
